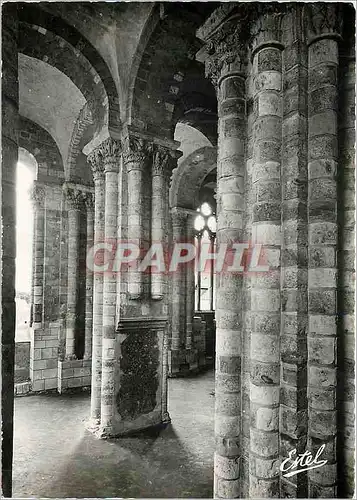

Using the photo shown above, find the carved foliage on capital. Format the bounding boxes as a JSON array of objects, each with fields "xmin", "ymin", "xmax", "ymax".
[
  {"xmin": 64, "ymin": 185, "xmax": 84, "ymax": 211},
  {"xmin": 204, "ymin": 12, "xmax": 251, "ymax": 87},
  {"xmin": 99, "ymin": 138, "xmax": 122, "ymax": 172},
  {"xmin": 29, "ymin": 184, "xmax": 45, "ymax": 209},
  {"xmin": 304, "ymin": 3, "xmax": 343, "ymax": 41},
  {"xmin": 87, "ymin": 147, "xmax": 105, "ymax": 181},
  {"xmin": 83, "ymin": 192, "xmax": 94, "ymax": 213},
  {"xmin": 153, "ymin": 145, "xmax": 178, "ymax": 181},
  {"xmin": 124, "ymin": 135, "xmax": 153, "ymax": 171},
  {"xmin": 87, "ymin": 138, "xmax": 121, "ymax": 176}
]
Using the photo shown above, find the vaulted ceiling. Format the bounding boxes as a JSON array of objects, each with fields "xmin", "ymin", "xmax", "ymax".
[{"xmin": 19, "ymin": 53, "xmax": 86, "ymax": 163}]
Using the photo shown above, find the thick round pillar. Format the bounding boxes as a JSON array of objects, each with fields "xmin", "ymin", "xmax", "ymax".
[
  {"xmin": 64, "ymin": 186, "xmax": 82, "ymax": 358},
  {"xmin": 1, "ymin": 4, "xmax": 18, "ymax": 495},
  {"xmin": 249, "ymin": 39, "xmax": 283, "ymax": 498},
  {"xmin": 100, "ymin": 138, "xmax": 121, "ymax": 433},
  {"xmin": 203, "ymin": 32, "xmax": 247, "ymax": 498},
  {"xmin": 84, "ymin": 192, "xmax": 94, "ymax": 359},
  {"xmin": 337, "ymin": 18, "xmax": 355, "ymax": 497},
  {"xmin": 280, "ymin": 8, "xmax": 309, "ymax": 497},
  {"xmin": 306, "ymin": 5, "xmax": 341, "ymax": 497},
  {"xmin": 87, "ymin": 150, "xmax": 105, "ymax": 423}
]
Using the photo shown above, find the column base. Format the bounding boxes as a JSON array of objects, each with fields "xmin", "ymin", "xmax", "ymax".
[
  {"xmin": 162, "ymin": 411, "xmax": 171, "ymax": 424},
  {"xmin": 168, "ymin": 348, "xmax": 208, "ymax": 377},
  {"xmin": 168, "ymin": 348, "xmax": 189, "ymax": 377}
]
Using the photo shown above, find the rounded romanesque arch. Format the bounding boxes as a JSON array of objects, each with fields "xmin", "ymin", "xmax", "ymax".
[
  {"xmin": 19, "ymin": 116, "xmax": 64, "ymax": 184},
  {"xmin": 170, "ymin": 123, "xmax": 217, "ymax": 210},
  {"xmin": 18, "ymin": 4, "xmax": 120, "ymax": 138},
  {"xmin": 128, "ymin": 4, "xmax": 217, "ymax": 142},
  {"xmin": 170, "ymin": 145, "xmax": 217, "ymax": 211}
]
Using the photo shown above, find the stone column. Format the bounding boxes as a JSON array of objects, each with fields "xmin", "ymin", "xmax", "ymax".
[
  {"xmin": 169, "ymin": 207, "xmax": 188, "ymax": 374},
  {"xmin": 87, "ymin": 149, "xmax": 105, "ymax": 423},
  {"xmin": 1, "ymin": 4, "xmax": 18, "ymax": 495},
  {"xmin": 29, "ymin": 210, "xmax": 36, "ymax": 327},
  {"xmin": 84, "ymin": 192, "xmax": 94, "ymax": 359},
  {"xmin": 124, "ymin": 135, "xmax": 152, "ymax": 299},
  {"xmin": 31, "ymin": 184, "xmax": 46, "ymax": 326},
  {"xmin": 151, "ymin": 145, "xmax": 170, "ymax": 300},
  {"xmin": 306, "ymin": 5, "xmax": 342, "ymax": 497},
  {"xmin": 198, "ymin": 18, "xmax": 247, "ymax": 499},
  {"xmin": 185, "ymin": 211, "xmax": 196, "ymax": 352},
  {"xmin": 100, "ymin": 138, "xmax": 121, "ymax": 434},
  {"xmin": 249, "ymin": 14, "xmax": 283, "ymax": 499},
  {"xmin": 280, "ymin": 6, "xmax": 309, "ymax": 498},
  {"xmin": 64, "ymin": 185, "xmax": 82, "ymax": 358},
  {"xmin": 337, "ymin": 16, "xmax": 355, "ymax": 497}
]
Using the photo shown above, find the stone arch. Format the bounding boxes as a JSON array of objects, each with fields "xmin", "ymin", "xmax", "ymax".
[
  {"xmin": 129, "ymin": 5, "xmax": 217, "ymax": 141},
  {"xmin": 18, "ymin": 147, "xmax": 37, "ymax": 177},
  {"xmin": 170, "ymin": 145, "xmax": 217, "ymax": 211},
  {"xmin": 19, "ymin": 116, "xmax": 64, "ymax": 184},
  {"xmin": 18, "ymin": 5, "xmax": 121, "ymax": 137},
  {"xmin": 67, "ymin": 103, "xmax": 94, "ymax": 184}
]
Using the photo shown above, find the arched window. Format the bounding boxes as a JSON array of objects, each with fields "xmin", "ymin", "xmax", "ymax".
[{"xmin": 194, "ymin": 202, "xmax": 216, "ymax": 311}]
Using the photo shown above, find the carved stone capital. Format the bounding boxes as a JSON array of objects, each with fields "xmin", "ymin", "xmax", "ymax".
[
  {"xmin": 304, "ymin": 4, "xmax": 343, "ymax": 44},
  {"xmin": 64, "ymin": 185, "xmax": 84, "ymax": 211},
  {"xmin": 152, "ymin": 145, "xmax": 178, "ymax": 179},
  {"xmin": 29, "ymin": 184, "xmax": 45, "ymax": 209},
  {"xmin": 153, "ymin": 146, "xmax": 170, "ymax": 176},
  {"xmin": 83, "ymin": 192, "xmax": 94, "ymax": 212},
  {"xmin": 99, "ymin": 138, "xmax": 122, "ymax": 173},
  {"xmin": 124, "ymin": 135, "xmax": 153, "ymax": 172},
  {"xmin": 250, "ymin": 6, "xmax": 284, "ymax": 55},
  {"xmin": 171, "ymin": 207, "xmax": 188, "ymax": 228},
  {"xmin": 87, "ymin": 147, "xmax": 105, "ymax": 182},
  {"xmin": 203, "ymin": 18, "xmax": 248, "ymax": 88}
]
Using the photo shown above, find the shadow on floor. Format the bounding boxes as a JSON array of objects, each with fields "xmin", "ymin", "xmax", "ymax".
[{"xmin": 13, "ymin": 370, "xmax": 214, "ymax": 498}]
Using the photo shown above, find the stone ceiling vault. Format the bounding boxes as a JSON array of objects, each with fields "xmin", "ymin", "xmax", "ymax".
[{"xmin": 18, "ymin": 53, "xmax": 86, "ymax": 163}]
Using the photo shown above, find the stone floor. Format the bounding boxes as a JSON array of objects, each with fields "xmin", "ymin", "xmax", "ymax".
[{"xmin": 13, "ymin": 370, "xmax": 214, "ymax": 498}]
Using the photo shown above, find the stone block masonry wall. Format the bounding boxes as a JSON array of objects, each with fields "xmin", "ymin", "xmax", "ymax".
[
  {"xmin": 30, "ymin": 331, "xmax": 59, "ymax": 392},
  {"xmin": 14, "ymin": 341, "xmax": 30, "ymax": 383},
  {"xmin": 58, "ymin": 359, "xmax": 91, "ymax": 393}
]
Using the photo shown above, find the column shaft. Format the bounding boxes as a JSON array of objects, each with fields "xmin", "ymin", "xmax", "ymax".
[
  {"xmin": 185, "ymin": 213, "xmax": 196, "ymax": 351},
  {"xmin": 32, "ymin": 186, "xmax": 45, "ymax": 325},
  {"xmin": 100, "ymin": 139, "xmax": 121, "ymax": 433},
  {"xmin": 125, "ymin": 137, "xmax": 150, "ymax": 299},
  {"xmin": 84, "ymin": 193, "xmax": 94, "ymax": 359},
  {"xmin": 87, "ymin": 150, "xmax": 105, "ymax": 423},
  {"xmin": 307, "ymin": 28, "xmax": 339, "ymax": 498},
  {"xmin": 213, "ymin": 58, "xmax": 246, "ymax": 500},
  {"xmin": 249, "ymin": 42, "xmax": 282, "ymax": 498},
  {"xmin": 280, "ymin": 12, "xmax": 309, "ymax": 497},
  {"xmin": 65, "ymin": 187, "xmax": 82, "ymax": 358},
  {"xmin": 337, "ymin": 33, "xmax": 356, "ymax": 498},
  {"xmin": 170, "ymin": 209, "xmax": 187, "ymax": 353},
  {"xmin": 1, "ymin": 4, "xmax": 18, "ymax": 495},
  {"xmin": 151, "ymin": 148, "xmax": 166, "ymax": 300}
]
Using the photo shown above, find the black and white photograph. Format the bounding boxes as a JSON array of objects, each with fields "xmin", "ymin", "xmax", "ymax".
[{"xmin": 0, "ymin": 1, "xmax": 355, "ymax": 498}]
